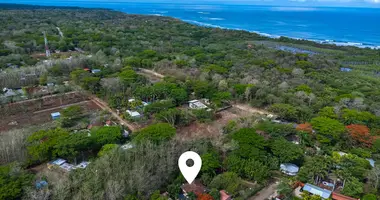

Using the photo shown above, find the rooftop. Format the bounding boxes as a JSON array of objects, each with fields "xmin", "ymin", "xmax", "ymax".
[{"xmin": 303, "ymin": 183, "xmax": 332, "ymax": 199}]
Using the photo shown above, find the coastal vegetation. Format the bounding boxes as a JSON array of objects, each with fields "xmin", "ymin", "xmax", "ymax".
[{"xmin": 1, "ymin": 3, "xmax": 380, "ymax": 200}]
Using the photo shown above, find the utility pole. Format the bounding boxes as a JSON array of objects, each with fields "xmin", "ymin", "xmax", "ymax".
[{"xmin": 43, "ymin": 31, "xmax": 51, "ymax": 57}]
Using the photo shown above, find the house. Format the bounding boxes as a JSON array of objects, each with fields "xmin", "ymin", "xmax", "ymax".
[
  {"xmin": 340, "ymin": 68, "xmax": 352, "ymax": 72},
  {"xmin": 51, "ymin": 112, "xmax": 61, "ymax": 120},
  {"xmin": 280, "ymin": 163, "xmax": 299, "ymax": 176},
  {"xmin": 220, "ymin": 190, "xmax": 231, "ymax": 200},
  {"xmin": 181, "ymin": 180, "xmax": 207, "ymax": 197},
  {"xmin": 91, "ymin": 69, "xmax": 101, "ymax": 74},
  {"xmin": 76, "ymin": 161, "xmax": 90, "ymax": 169},
  {"xmin": 188, "ymin": 100, "xmax": 208, "ymax": 109},
  {"xmin": 126, "ymin": 110, "xmax": 141, "ymax": 118},
  {"xmin": 60, "ymin": 163, "xmax": 75, "ymax": 171},
  {"xmin": 302, "ymin": 183, "xmax": 332, "ymax": 199},
  {"xmin": 48, "ymin": 158, "xmax": 66, "ymax": 169}
]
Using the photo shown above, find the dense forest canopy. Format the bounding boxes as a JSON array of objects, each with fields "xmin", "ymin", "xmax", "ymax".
[{"xmin": 1, "ymin": 3, "xmax": 380, "ymax": 200}]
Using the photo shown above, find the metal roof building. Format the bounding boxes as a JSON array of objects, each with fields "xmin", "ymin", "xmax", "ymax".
[
  {"xmin": 280, "ymin": 163, "xmax": 299, "ymax": 176},
  {"xmin": 303, "ymin": 183, "xmax": 332, "ymax": 199}
]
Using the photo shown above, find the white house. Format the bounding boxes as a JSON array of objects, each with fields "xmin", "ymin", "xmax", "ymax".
[
  {"xmin": 188, "ymin": 100, "xmax": 208, "ymax": 109},
  {"xmin": 126, "ymin": 110, "xmax": 141, "ymax": 118}
]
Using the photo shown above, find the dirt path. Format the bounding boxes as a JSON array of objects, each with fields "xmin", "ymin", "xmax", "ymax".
[
  {"xmin": 33, "ymin": 101, "xmax": 90, "ymax": 114},
  {"xmin": 249, "ymin": 181, "xmax": 280, "ymax": 200},
  {"xmin": 138, "ymin": 68, "xmax": 165, "ymax": 79},
  {"xmin": 91, "ymin": 97, "xmax": 138, "ymax": 131},
  {"xmin": 233, "ymin": 103, "xmax": 273, "ymax": 116}
]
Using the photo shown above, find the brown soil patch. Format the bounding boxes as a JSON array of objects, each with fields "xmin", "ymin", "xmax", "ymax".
[
  {"xmin": 0, "ymin": 101, "xmax": 101, "ymax": 132},
  {"xmin": 176, "ymin": 107, "xmax": 251, "ymax": 140}
]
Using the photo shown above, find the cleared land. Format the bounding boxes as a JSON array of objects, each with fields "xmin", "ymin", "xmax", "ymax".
[{"xmin": 0, "ymin": 92, "xmax": 101, "ymax": 132}]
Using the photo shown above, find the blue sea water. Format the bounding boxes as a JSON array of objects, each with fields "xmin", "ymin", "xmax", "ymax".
[{"xmin": 2, "ymin": 1, "xmax": 380, "ymax": 48}]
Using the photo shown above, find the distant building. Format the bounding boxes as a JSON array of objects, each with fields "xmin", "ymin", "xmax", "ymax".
[
  {"xmin": 126, "ymin": 110, "xmax": 141, "ymax": 118},
  {"xmin": 51, "ymin": 112, "xmax": 61, "ymax": 120},
  {"xmin": 91, "ymin": 69, "xmax": 101, "ymax": 74},
  {"xmin": 340, "ymin": 68, "xmax": 352, "ymax": 72},
  {"xmin": 280, "ymin": 163, "xmax": 299, "ymax": 176},
  {"xmin": 189, "ymin": 100, "xmax": 208, "ymax": 109},
  {"xmin": 302, "ymin": 183, "xmax": 332, "ymax": 199},
  {"xmin": 181, "ymin": 180, "xmax": 206, "ymax": 197}
]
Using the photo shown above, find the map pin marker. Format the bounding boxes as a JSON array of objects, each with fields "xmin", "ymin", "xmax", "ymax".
[{"xmin": 178, "ymin": 151, "xmax": 202, "ymax": 184}]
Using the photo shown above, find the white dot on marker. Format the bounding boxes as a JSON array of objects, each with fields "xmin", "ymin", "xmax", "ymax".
[{"xmin": 178, "ymin": 151, "xmax": 202, "ymax": 184}]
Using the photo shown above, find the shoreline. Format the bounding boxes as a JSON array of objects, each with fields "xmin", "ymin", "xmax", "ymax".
[
  {"xmin": 1, "ymin": 2, "xmax": 380, "ymax": 49},
  {"xmin": 174, "ymin": 17, "xmax": 380, "ymax": 50}
]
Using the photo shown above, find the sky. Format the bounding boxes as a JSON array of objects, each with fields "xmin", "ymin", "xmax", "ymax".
[{"xmin": 2, "ymin": 0, "xmax": 380, "ymax": 8}]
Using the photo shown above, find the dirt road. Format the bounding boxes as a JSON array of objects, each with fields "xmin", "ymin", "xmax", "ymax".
[
  {"xmin": 233, "ymin": 103, "xmax": 273, "ymax": 116},
  {"xmin": 249, "ymin": 181, "xmax": 280, "ymax": 200},
  {"xmin": 91, "ymin": 97, "xmax": 138, "ymax": 131},
  {"xmin": 138, "ymin": 68, "xmax": 165, "ymax": 79}
]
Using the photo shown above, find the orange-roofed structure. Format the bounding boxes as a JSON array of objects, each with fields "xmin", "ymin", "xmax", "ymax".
[{"xmin": 332, "ymin": 192, "xmax": 358, "ymax": 200}]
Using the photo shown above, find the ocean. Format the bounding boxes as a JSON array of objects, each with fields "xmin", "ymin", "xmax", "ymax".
[{"xmin": 2, "ymin": 1, "xmax": 380, "ymax": 48}]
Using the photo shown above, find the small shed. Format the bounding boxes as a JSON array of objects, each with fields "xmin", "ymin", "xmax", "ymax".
[
  {"xmin": 280, "ymin": 163, "xmax": 299, "ymax": 176},
  {"xmin": 51, "ymin": 112, "xmax": 61, "ymax": 120},
  {"xmin": 52, "ymin": 158, "xmax": 66, "ymax": 165}
]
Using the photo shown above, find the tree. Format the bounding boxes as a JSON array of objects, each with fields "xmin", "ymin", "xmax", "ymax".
[
  {"xmin": 341, "ymin": 177, "xmax": 364, "ymax": 198},
  {"xmin": 310, "ymin": 117, "xmax": 345, "ymax": 143},
  {"xmin": 346, "ymin": 124, "xmax": 372, "ymax": 147},
  {"xmin": 277, "ymin": 179, "xmax": 293, "ymax": 199},
  {"xmin": 270, "ymin": 138, "xmax": 304, "ymax": 163},
  {"xmin": 155, "ymin": 108, "xmax": 192, "ymax": 127},
  {"xmin": 53, "ymin": 132, "xmax": 93, "ymax": 160},
  {"xmin": 0, "ymin": 163, "xmax": 34, "ymax": 200},
  {"xmin": 133, "ymin": 123, "xmax": 176, "ymax": 144},
  {"xmin": 209, "ymin": 172, "xmax": 242, "ymax": 195},
  {"xmin": 144, "ymin": 100, "xmax": 175, "ymax": 115},
  {"xmin": 301, "ymin": 192, "xmax": 322, "ymax": 200},
  {"xmin": 60, "ymin": 105, "xmax": 83, "ymax": 127},
  {"xmin": 192, "ymin": 109, "xmax": 214, "ymax": 123},
  {"xmin": 209, "ymin": 189, "xmax": 220, "ymax": 200},
  {"xmin": 297, "ymin": 156, "xmax": 332, "ymax": 183},
  {"xmin": 342, "ymin": 109, "xmax": 376, "ymax": 126},
  {"xmin": 200, "ymin": 152, "xmax": 221, "ymax": 175},
  {"xmin": 91, "ymin": 126, "xmax": 122, "ymax": 149},
  {"xmin": 169, "ymin": 88, "xmax": 188, "ymax": 105},
  {"xmin": 118, "ymin": 69, "xmax": 138, "ymax": 85},
  {"xmin": 230, "ymin": 128, "xmax": 267, "ymax": 160},
  {"xmin": 318, "ymin": 106, "xmax": 338, "ymax": 119},
  {"xmin": 212, "ymin": 92, "xmax": 232, "ymax": 107},
  {"xmin": 27, "ymin": 128, "xmax": 69, "ymax": 163},
  {"xmin": 269, "ymin": 103, "xmax": 297, "ymax": 122},
  {"xmin": 363, "ymin": 194, "xmax": 377, "ymax": 200},
  {"xmin": 98, "ymin": 144, "xmax": 119, "ymax": 157}
]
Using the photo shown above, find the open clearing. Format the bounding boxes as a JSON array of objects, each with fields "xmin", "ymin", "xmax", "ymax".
[
  {"xmin": 0, "ymin": 99, "xmax": 101, "ymax": 132},
  {"xmin": 176, "ymin": 106, "xmax": 253, "ymax": 140}
]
